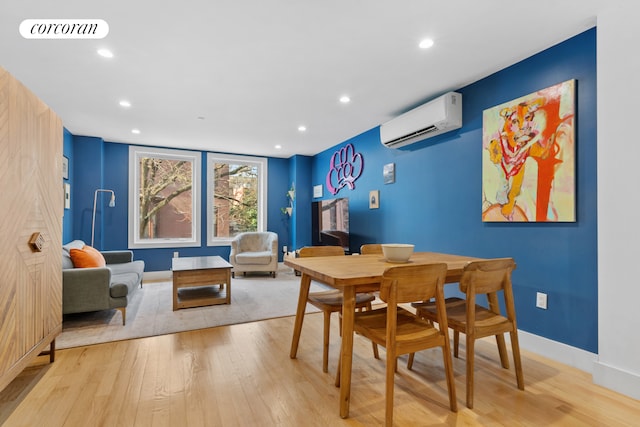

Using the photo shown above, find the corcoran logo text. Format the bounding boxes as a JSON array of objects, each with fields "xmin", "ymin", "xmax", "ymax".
[{"xmin": 20, "ymin": 19, "xmax": 109, "ymax": 39}]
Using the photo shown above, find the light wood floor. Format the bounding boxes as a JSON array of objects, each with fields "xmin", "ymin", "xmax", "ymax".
[{"xmin": 1, "ymin": 312, "xmax": 638, "ymax": 426}]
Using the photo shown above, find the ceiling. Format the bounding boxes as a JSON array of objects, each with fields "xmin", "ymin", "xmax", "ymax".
[{"xmin": 2, "ymin": 1, "xmax": 607, "ymax": 158}]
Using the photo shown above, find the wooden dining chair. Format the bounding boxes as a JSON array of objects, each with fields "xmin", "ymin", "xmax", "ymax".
[
  {"xmin": 411, "ymin": 257, "xmax": 524, "ymax": 409},
  {"xmin": 360, "ymin": 243, "xmax": 383, "ymax": 255},
  {"xmin": 353, "ymin": 263, "xmax": 457, "ymax": 426},
  {"xmin": 298, "ymin": 246, "xmax": 379, "ymax": 373}
]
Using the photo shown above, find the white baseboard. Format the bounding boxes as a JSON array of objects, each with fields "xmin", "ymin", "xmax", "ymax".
[
  {"xmin": 592, "ymin": 360, "xmax": 640, "ymax": 400},
  {"xmin": 517, "ymin": 330, "xmax": 598, "ymax": 374},
  {"xmin": 497, "ymin": 331, "xmax": 640, "ymax": 400},
  {"xmin": 143, "ymin": 270, "xmax": 172, "ymax": 282}
]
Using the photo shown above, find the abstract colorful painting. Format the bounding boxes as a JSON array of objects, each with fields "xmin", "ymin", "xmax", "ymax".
[{"xmin": 482, "ymin": 80, "xmax": 576, "ymax": 222}]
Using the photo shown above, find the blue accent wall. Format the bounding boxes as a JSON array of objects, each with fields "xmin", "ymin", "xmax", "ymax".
[
  {"xmin": 72, "ymin": 135, "xmax": 106, "ymax": 245},
  {"xmin": 62, "ymin": 128, "xmax": 74, "ymax": 244},
  {"xmin": 310, "ymin": 28, "xmax": 598, "ymax": 353},
  {"xmin": 290, "ymin": 155, "xmax": 313, "ymax": 251},
  {"xmin": 268, "ymin": 156, "xmax": 291, "ymax": 257}
]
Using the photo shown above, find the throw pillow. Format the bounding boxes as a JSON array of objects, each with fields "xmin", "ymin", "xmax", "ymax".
[{"xmin": 69, "ymin": 245, "xmax": 106, "ymax": 268}]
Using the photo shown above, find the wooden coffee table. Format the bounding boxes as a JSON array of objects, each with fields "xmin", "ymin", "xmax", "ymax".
[{"xmin": 171, "ymin": 256, "xmax": 233, "ymax": 310}]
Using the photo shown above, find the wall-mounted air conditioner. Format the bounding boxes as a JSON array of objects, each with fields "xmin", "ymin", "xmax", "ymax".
[{"xmin": 380, "ymin": 92, "xmax": 462, "ymax": 149}]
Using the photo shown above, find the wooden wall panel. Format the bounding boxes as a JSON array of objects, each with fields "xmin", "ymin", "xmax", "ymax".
[{"xmin": 0, "ymin": 67, "xmax": 63, "ymax": 391}]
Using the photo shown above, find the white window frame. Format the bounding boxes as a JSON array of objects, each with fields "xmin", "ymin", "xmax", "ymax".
[
  {"xmin": 128, "ymin": 146, "xmax": 201, "ymax": 249},
  {"xmin": 207, "ymin": 153, "xmax": 268, "ymax": 246}
]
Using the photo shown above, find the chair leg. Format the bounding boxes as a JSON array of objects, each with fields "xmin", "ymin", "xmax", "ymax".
[
  {"xmin": 495, "ymin": 333, "xmax": 510, "ymax": 369},
  {"xmin": 322, "ymin": 311, "xmax": 331, "ymax": 373},
  {"xmin": 510, "ymin": 330, "xmax": 525, "ymax": 390},
  {"xmin": 365, "ymin": 302, "xmax": 380, "ymax": 359},
  {"xmin": 385, "ymin": 352, "xmax": 396, "ymax": 426},
  {"xmin": 407, "ymin": 352, "xmax": 415, "ymax": 370},
  {"xmin": 372, "ymin": 342, "xmax": 380, "ymax": 360},
  {"xmin": 466, "ymin": 335, "xmax": 475, "ymax": 409},
  {"xmin": 441, "ymin": 345, "xmax": 458, "ymax": 412},
  {"xmin": 453, "ymin": 330, "xmax": 460, "ymax": 358}
]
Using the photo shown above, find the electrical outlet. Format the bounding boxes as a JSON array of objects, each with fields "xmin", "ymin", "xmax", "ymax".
[
  {"xmin": 173, "ymin": 251, "xmax": 179, "ymax": 258},
  {"xmin": 536, "ymin": 292, "xmax": 548, "ymax": 309}
]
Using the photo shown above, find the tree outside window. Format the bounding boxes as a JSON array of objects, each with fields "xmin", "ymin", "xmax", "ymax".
[
  {"xmin": 139, "ymin": 157, "xmax": 192, "ymax": 239},
  {"xmin": 207, "ymin": 154, "xmax": 267, "ymax": 245},
  {"xmin": 129, "ymin": 147, "xmax": 201, "ymax": 248}
]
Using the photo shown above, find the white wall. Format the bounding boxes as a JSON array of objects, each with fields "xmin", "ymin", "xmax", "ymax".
[{"xmin": 596, "ymin": 3, "xmax": 640, "ymax": 399}]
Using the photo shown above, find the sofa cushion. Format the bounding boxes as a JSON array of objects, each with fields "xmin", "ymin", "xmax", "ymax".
[
  {"xmin": 70, "ymin": 245, "xmax": 106, "ymax": 268},
  {"xmin": 108, "ymin": 261, "xmax": 145, "ymax": 295},
  {"xmin": 108, "ymin": 260, "xmax": 145, "ymax": 278},
  {"xmin": 109, "ymin": 273, "xmax": 141, "ymax": 298},
  {"xmin": 63, "ymin": 240, "xmax": 85, "ymax": 252},
  {"xmin": 62, "ymin": 253, "xmax": 74, "ymax": 270},
  {"xmin": 235, "ymin": 251, "xmax": 273, "ymax": 265},
  {"xmin": 62, "ymin": 240, "xmax": 86, "ymax": 269}
]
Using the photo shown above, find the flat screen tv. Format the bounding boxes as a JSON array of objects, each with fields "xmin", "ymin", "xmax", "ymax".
[{"xmin": 311, "ymin": 198, "xmax": 350, "ymax": 252}]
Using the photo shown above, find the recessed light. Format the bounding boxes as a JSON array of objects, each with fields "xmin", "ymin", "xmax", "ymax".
[
  {"xmin": 275, "ymin": 144, "xmax": 282, "ymax": 150},
  {"xmin": 97, "ymin": 48, "xmax": 113, "ymax": 58},
  {"xmin": 419, "ymin": 38, "xmax": 434, "ymax": 49},
  {"xmin": 339, "ymin": 95, "xmax": 351, "ymax": 104},
  {"xmin": 131, "ymin": 129, "xmax": 141, "ymax": 134},
  {"xmin": 119, "ymin": 100, "xmax": 131, "ymax": 108},
  {"xmin": 298, "ymin": 125, "xmax": 307, "ymax": 132}
]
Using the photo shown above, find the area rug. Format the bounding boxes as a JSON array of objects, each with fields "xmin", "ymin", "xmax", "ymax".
[{"xmin": 57, "ymin": 264, "xmax": 326, "ymax": 349}]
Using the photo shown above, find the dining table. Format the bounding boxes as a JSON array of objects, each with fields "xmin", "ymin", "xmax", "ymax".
[{"xmin": 284, "ymin": 251, "xmax": 484, "ymax": 419}]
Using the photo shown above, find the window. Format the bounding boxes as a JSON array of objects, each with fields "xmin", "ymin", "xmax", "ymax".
[
  {"xmin": 207, "ymin": 153, "xmax": 267, "ymax": 246},
  {"xmin": 129, "ymin": 146, "xmax": 201, "ymax": 248}
]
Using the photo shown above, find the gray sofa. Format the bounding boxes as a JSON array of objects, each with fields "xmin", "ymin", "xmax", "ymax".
[{"xmin": 62, "ymin": 240, "xmax": 145, "ymax": 325}]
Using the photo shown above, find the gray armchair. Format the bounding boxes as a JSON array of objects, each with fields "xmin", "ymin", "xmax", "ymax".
[
  {"xmin": 229, "ymin": 231, "xmax": 278, "ymax": 278},
  {"xmin": 62, "ymin": 240, "xmax": 144, "ymax": 325}
]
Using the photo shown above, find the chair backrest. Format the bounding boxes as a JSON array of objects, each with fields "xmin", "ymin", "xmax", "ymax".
[
  {"xmin": 459, "ymin": 258, "xmax": 516, "ymax": 295},
  {"xmin": 298, "ymin": 246, "xmax": 345, "ymax": 258},
  {"xmin": 233, "ymin": 231, "xmax": 277, "ymax": 252},
  {"xmin": 360, "ymin": 244, "xmax": 383, "ymax": 255},
  {"xmin": 379, "ymin": 263, "xmax": 448, "ymax": 304},
  {"xmin": 381, "ymin": 263, "xmax": 451, "ymax": 352}
]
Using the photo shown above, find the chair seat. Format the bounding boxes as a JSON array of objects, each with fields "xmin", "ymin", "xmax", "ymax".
[
  {"xmin": 354, "ymin": 307, "xmax": 444, "ymax": 352},
  {"xmin": 416, "ymin": 297, "xmax": 514, "ymax": 338},
  {"xmin": 308, "ymin": 289, "xmax": 375, "ymax": 310},
  {"xmin": 234, "ymin": 251, "xmax": 274, "ymax": 265}
]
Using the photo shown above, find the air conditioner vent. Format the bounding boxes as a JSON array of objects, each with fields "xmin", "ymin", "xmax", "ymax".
[
  {"xmin": 380, "ymin": 92, "xmax": 462, "ymax": 149},
  {"xmin": 384, "ymin": 125, "xmax": 439, "ymax": 147}
]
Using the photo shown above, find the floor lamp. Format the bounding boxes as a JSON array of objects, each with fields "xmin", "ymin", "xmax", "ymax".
[{"xmin": 91, "ymin": 189, "xmax": 116, "ymax": 247}]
